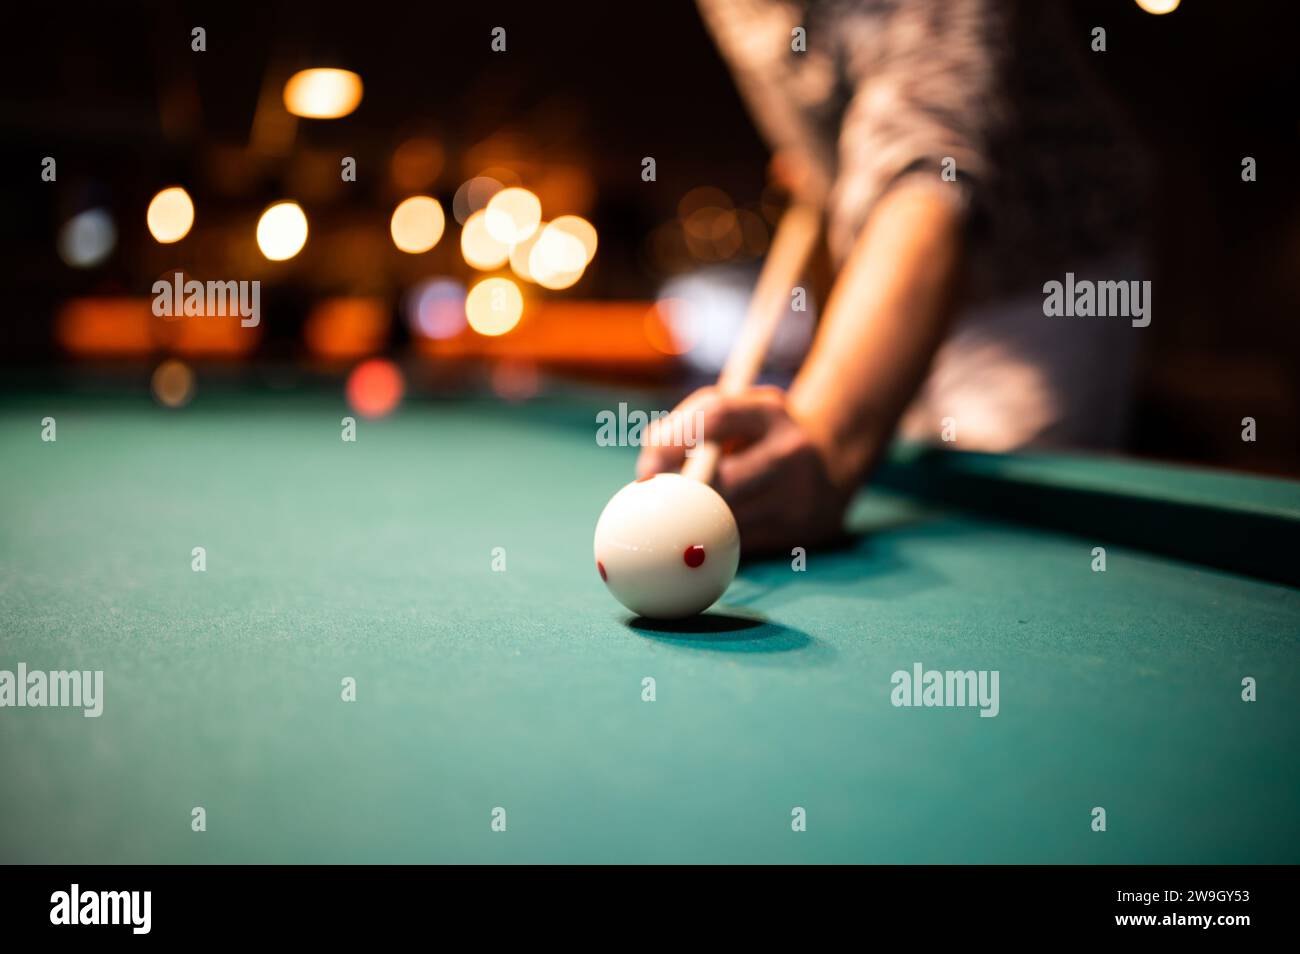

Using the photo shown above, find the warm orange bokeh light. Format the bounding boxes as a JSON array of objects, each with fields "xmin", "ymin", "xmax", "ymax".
[
  {"xmin": 678, "ymin": 185, "xmax": 733, "ymax": 219},
  {"xmin": 146, "ymin": 187, "xmax": 195, "ymax": 244},
  {"xmin": 1135, "ymin": 0, "xmax": 1179, "ymax": 13},
  {"xmin": 644, "ymin": 301, "xmax": 692, "ymax": 355},
  {"xmin": 484, "ymin": 187, "xmax": 542, "ymax": 245},
  {"xmin": 151, "ymin": 359, "xmax": 195, "ymax": 408},
  {"xmin": 56, "ymin": 299, "xmax": 154, "ymax": 356},
  {"xmin": 256, "ymin": 202, "xmax": 308, "ymax": 260},
  {"xmin": 283, "ymin": 68, "xmax": 363, "ymax": 119},
  {"xmin": 460, "ymin": 210, "xmax": 510, "ymax": 270},
  {"xmin": 305, "ymin": 298, "xmax": 390, "ymax": 359},
  {"xmin": 508, "ymin": 226, "xmax": 547, "ymax": 283},
  {"xmin": 548, "ymin": 215, "xmax": 598, "ymax": 264},
  {"xmin": 466, "ymin": 277, "xmax": 524, "ymax": 336},
  {"xmin": 414, "ymin": 300, "xmax": 674, "ymax": 370},
  {"xmin": 529, "ymin": 224, "xmax": 588, "ymax": 290},
  {"xmin": 57, "ymin": 296, "xmax": 261, "ymax": 358},
  {"xmin": 452, "ymin": 176, "xmax": 505, "ymax": 224},
  {"xmin": 390, "ymin": 196, "xmax": 446, "ymax": 253}
]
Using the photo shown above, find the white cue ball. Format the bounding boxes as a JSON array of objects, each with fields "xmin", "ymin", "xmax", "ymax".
[{"xmin": 593, "ymin": 473, "xmax": 740, "ymax": 619}]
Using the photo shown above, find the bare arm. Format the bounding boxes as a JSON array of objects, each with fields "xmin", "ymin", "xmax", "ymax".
[{"xmin": 790, "ymin": 179, "xmax": 966, "ymax": 491}]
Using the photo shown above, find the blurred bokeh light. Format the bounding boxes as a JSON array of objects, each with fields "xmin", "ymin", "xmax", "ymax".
[
  {"xmin": 146, "ymin": 187, "xmax": 195, "ymax": 244},
  {"xmin": 657, "ymin": 267, "xmax": 812, "ymax": 374},
  {"xmin": 460, "ymin": 209, "xmax": 510, "ymax": 270},
  {"xmin": 548, "ymin": 215, "xmax": 597, "ymax": 265},
  {"xmin": 151, "ymin": 359, "xmax": 195, "ymax": 408},
  {"xmin": 508, "ymin": 227, "xmax": 545, "ymax": 283},
  {"xmin": 1135, "ymin": 0, "xmax": 1180, "ymax": 13},
  {"xmin": 283, "ymin": 68, "xmax": 364, "ymax": 119},
  {"xmin": 529, "ymin": 223, "xmax": 587, "ymax": 290},
  {"xmin": 643, "ymin": 300, "xmax": 692, "ymax": 356},
  {"xmin": 678, "ymin": 186, "xmax": 733, "ymax": 220},
  {"xmin": 389, "ymin": 195, "xmax": 446, "ymax": 254},
  {"xmin": 484, "ymin": 187, "xmax": 542, "ymax": 245},
  {"xmin": 346, "ymin": 358, "xmax": 404, "ymax": 417},
  {"xmin": 452, "ymin": 176, "xmax": 504, "ymax": 225},
  {"xmin": 466, "ymin": 277, "xmax": 523, "ymax": 336},
  {"xmin": 304, "ymin": 298, "xmax": 389, "ymax": 359},
  {"xmin": 256, "ymin": 201, "xmax": 309, "ymax": 261},
  {"xmin": 57, "ymin": 298, "xmax": 153, "ymax": 356},
  {"xmin": 57, "ymin": 209, "xmax": 116, "ymax": 268},
  {"xmin": 404, "ymin": 278, "xmax": 467, "ymax": 339}
]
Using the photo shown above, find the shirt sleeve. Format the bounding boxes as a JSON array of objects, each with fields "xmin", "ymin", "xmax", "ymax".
[
  {"xmin": 694, "ymin": 0, "xmax": 838, "ymax": 202},
  {"xmin": 826, "ymin": 0, "xmax": 1003, "ymax": 259}
]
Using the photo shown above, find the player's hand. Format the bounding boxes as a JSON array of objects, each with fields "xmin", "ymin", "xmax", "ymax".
[{"xmin": 636, "ymin": 386, "xmax": 855, "ymax": 554}]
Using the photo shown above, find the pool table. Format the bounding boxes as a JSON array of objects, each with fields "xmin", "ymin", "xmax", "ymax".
[{"xmin": 1, "ymin": 388, "xmax": 1297, "ymax": 864}]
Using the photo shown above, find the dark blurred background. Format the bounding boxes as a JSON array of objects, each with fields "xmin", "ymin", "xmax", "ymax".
[{"xmin": 1, "ymin": 0, "xmax": 1296, "ymax": 474}]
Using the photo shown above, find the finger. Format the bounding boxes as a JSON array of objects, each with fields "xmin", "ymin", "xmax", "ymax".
[
  {"xmin": 690, "ymin": 386, "xmax": 785, "ymax": 452},
  {"xmin": 636, "ymin": 433, "xmax": 686, "ymax": 477},
  {"xmin": 715, "ymin": 442, "xmax": 783, "ymax": 502},
  {"xmin": 638, "ymin": 386, "xmax": 783, "ymax": 478},
  {"xmin": 636, "ymin": 388, "xmax": 716, "ymax": 477}
]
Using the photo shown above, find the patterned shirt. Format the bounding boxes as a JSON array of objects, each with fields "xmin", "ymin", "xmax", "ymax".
[{"xmin": 696, "ymin": 0, "xmax": 1148, "ymax": 301}]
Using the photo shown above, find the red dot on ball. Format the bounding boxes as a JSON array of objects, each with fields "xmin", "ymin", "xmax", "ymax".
[
  {"xmin": 683, "ymin": 545, "xmax": 706, "ymax": 568},
  {"xmin": 635, "ymin": 473, "xmax": 656, "ymax": 483},
  {"xmin": 597, "ymin": 560, "xmax": 607, "ymax": 581}
]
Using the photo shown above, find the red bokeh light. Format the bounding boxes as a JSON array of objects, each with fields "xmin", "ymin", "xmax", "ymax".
[{"xmin": 346, "ymin": 358, "xmax": 404, "ymax": 418}]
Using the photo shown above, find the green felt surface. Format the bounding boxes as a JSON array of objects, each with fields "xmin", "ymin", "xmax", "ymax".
[{"xmin": 1, "ymin": 393, "xmax": 1297, "ymax": 863}]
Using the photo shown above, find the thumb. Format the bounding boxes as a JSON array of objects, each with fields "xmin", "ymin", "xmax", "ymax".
[{"xmin": 636, "ymin": 387, "xmax": 784, "ymax": 477}]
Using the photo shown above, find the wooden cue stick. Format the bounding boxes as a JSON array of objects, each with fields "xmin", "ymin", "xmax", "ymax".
[{"xmin": 680, "ymin": 202, "xmax": 822, "ymax": 485}]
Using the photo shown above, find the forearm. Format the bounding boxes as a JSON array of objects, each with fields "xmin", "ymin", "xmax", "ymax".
[{"xmin": 788, "ymin": 181, "xmax": 966, "ymax": 488}]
